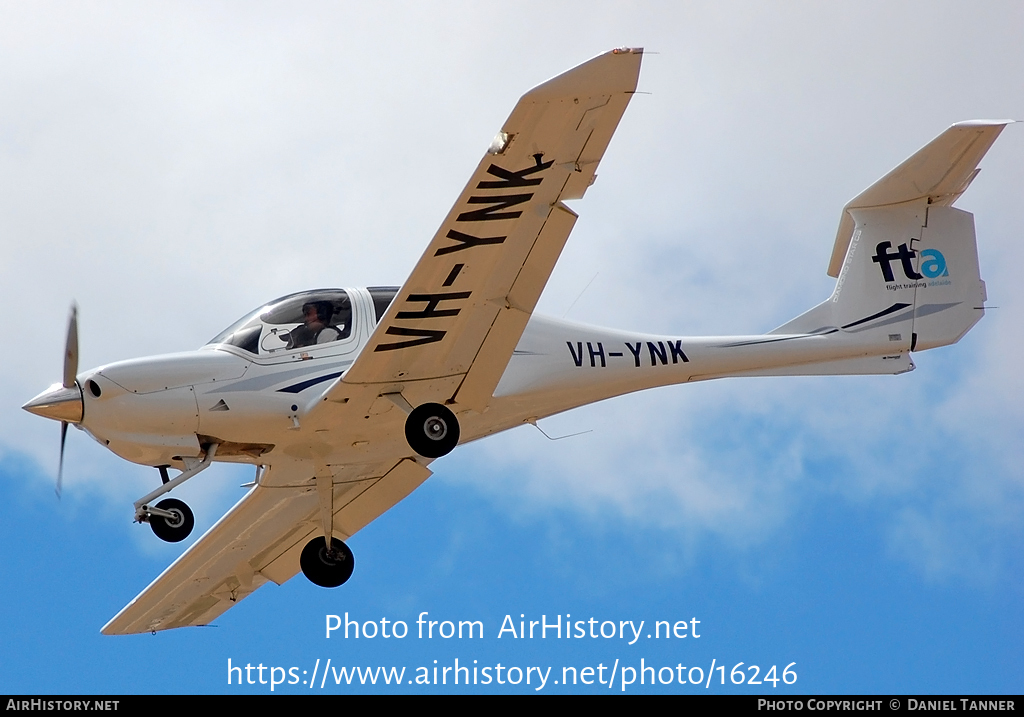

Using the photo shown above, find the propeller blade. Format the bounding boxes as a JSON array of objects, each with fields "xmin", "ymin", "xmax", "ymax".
[
  {"xmin": 57, "ymin": 303, "xmax": 78, "ymax": 499},
  {"xmin": 63, "ymin": 304, "xmax": 78, "ymax": 389},
  {"xmin": 56, "ymin": 420, "xmax": 68, "ymax": 499}
]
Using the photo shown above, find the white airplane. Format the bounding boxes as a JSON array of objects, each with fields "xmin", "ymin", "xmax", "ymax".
[{"xmin": 22, "ymin": 48, "xmax": 1009, "ymax": 635}]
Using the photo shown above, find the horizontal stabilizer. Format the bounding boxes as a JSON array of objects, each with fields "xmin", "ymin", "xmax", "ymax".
[{"xmin": 828, "ymin": 120, "xmax": 1012, "ymax": 277}]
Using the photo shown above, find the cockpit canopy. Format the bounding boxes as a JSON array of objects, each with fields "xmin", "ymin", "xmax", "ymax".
[{"xmin": 207, "ymin": 289, "xmax": 353, "ymax": 356}]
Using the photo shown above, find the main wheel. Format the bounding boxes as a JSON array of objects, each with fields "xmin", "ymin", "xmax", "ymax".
[
  {"xmin": 300, "ymin": 537, "xmax": 355, "ymax": 588},
  {"xmin": 405, "ymin": 403, "xmax": 460, "ymax": 458},
  {"xmin": 149, "ymin": 498, "xmax": 194, "ymax": 543}
]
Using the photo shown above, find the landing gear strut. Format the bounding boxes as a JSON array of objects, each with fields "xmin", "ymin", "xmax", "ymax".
[
  {"xmin": 404, "ymin": 403, "xmax": 460, "ymax": 458},
  {"xmin": 134, "ymin": 444, "xmax": 218, "ymax": 543},
  {"xmin": 300, "ymin": 537, "xmax": 355, "ymax": 588}
]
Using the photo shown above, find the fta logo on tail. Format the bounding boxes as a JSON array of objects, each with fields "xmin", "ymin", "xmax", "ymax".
[{"xmin": 871, "ymin": 241, "xmax": 948, "ymax": 282}]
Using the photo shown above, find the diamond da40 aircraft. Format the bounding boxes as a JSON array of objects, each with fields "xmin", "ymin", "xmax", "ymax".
[{"xmin": 23, "ymin": 49, "xmax": 1009, "ymax": 634}]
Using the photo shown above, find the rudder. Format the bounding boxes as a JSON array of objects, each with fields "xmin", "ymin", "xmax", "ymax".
[{"xmin": 911, "ymin": 205, "xmax": 986, "ymax": 350}]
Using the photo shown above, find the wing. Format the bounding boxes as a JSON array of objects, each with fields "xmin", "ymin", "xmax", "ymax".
[
  {"xmin": 101, "ymin": 457, "xmax": 430, "ymax": 635},
  {"xmin": 335, "ymin": 48, "xmax": 643, "ymax": 411}
]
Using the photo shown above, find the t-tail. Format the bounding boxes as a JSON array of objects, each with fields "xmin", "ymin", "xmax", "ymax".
[{"xmin": 759, "ymin": 119, "xmax": 1011, "ymax": 376}]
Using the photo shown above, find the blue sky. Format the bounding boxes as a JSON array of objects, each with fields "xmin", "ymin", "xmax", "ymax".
[
  {"xmin": 3, "ymin": 439, "xmax": 1021, "ymax": 694},
  {"xmin": 2, "ymin": 1, "xmax": 1023, "ymax": 694}
]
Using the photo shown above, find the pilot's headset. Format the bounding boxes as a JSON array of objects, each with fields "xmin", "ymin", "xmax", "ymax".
[{"xmin": 302, "ymin": 301, "xmax": 334, "ymax": 323}]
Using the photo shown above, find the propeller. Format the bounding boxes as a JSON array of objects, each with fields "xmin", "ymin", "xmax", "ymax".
[
  {"xmin": 63, "ymin": 304, "xmax": 78, "ymax": 391},
  {"xmin": 56, "ymin": 304, "xmax": 79, "ymax": 499}
]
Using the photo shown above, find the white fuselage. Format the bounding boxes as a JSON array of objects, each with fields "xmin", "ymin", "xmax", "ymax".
[{"xmin": 73, "ymin": 286, "xmax": 910, "ymax": 473}]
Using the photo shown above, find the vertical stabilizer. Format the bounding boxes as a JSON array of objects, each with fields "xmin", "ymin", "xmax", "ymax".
[{"xmin": 773, "ymin": 121, "xmax": 1005, "ymax": 358}]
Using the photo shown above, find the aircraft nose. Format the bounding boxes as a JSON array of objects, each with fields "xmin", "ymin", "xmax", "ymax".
[{"xmin": 22, "ymin": 383, "xmax": 84, "ymax": 424}]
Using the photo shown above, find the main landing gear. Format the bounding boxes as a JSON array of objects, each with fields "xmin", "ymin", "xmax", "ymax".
[
  {"xmin": 404, "ymin": 402, "xmax": 460, "ymax": 458},
  {"xmin": 300, "ymin": 537, "xmax": 355, "ymax": 587},
  {"xmin": 379, "ymin": 393, "xmax": 460, "ymax": 459},
  {"xmin": 134, "ymin": 444, "xmax": 218, "ymax": 543},
  {"xmin": 296, "ymin": 398, "xmax": 459, "ymax": 590}
]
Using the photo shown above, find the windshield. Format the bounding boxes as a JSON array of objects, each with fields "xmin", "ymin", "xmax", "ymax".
[{"xmin": 207, "ymin": 289, "xmax": 353, "ymax": 356}]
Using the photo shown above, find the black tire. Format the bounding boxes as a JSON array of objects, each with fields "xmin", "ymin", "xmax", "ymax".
[
  {"xmin": 149, "ymin": 498, "xmax": 194, "ymax": 543},
  {"xmin": 404, "ymin": 403, "xmax": 460, "ymax": 458},
  {"xmin": 300, "ymin": 537, "xmax": 355, "ymax": 588}
]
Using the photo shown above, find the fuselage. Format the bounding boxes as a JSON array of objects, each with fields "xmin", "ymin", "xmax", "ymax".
[{"xmin": 25, "ymin": 284, "xmax": 915, "ymax": 474}]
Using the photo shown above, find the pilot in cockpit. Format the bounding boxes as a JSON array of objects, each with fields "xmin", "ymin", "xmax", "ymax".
[{"xmin": 286, "ymin": 301, "xmax": 343, "ymax": 349}]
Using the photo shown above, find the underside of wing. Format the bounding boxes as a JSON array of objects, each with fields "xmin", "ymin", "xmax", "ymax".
[
  {"xmin": 336, "ymin": 48, "xmax": 643, "ymax": 412},
  {"xmin": 101, "ymin": 458, "xmax": 430, "ymax": 635}
]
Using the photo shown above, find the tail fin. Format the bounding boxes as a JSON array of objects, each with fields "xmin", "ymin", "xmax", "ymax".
[{"xmin": 774, "ymin": 120, "xmax": 1009, "ymax": 357}]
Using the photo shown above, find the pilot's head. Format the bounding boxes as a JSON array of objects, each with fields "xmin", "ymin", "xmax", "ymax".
[{"xmin": 302, "ymin": 301, "xmax": 333, "ymax": 327}]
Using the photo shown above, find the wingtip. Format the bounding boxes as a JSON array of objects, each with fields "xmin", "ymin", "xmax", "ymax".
[
  {"xmin": 950, "ymin": 119, "xmax": 1016, "ymax": 129},
  {"xmin": 523, "ymin": 48, "xmax": 643, "ymax": 101}
]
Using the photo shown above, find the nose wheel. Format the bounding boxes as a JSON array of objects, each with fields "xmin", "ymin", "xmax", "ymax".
[
  {"xmin": 146, "ymin": 498, "xmax": 195, "ymax": 543},
  {"xmin": 300, "ymin": 537, "xmax": 355, "ymax": 588},
  {"xmin": 133, "ymin": 445, "xmax": 217, "ymax": 544}
]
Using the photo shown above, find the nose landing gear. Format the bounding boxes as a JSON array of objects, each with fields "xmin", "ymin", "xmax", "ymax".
[
  {"xmin": 146, "ymin": 498, "xmax": 195, "ymax": 543},
  {"xmin": 133, "ymin": 444, "xmax": 218, "ymax": 543}
]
